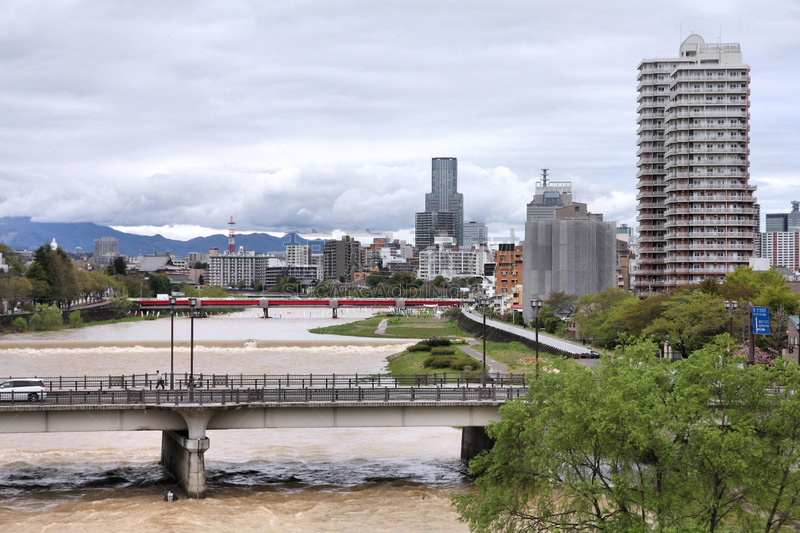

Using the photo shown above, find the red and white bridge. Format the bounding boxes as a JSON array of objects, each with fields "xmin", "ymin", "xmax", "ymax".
[{"xmin": 138, "ymin": 298, "xmax": 462, "ymax": 318}]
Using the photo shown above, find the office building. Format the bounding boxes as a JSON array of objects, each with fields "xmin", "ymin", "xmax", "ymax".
[
  {"xmin": 765, "ymin": 201, "xmax": 800, "ymax": 233},
  {"xmin": 462, "ymin": 222, "xmax": 488, "ymax": 249},
  {"xmin": 94, "ymin": 237, "xmax": 120, "ymax": 266},
  {"xmin": 634, "ymin": 34, "xmax": 757, "ymax": 293},
  {"xmin": 526, "ymin": 171, "xmax": 573, "ymax": 220},
  {"xmin": 414, "ymin": 211, "xmax": 457, "ymax": 250},
  {"xmin": 415, "ymin": 157, "xmax": 464, "ymax": 249}
]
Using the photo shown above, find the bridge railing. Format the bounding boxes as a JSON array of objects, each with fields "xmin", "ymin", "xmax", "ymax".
[
  {"xmin": 9, "ymin": 372, "xmax": 529, "ymax": 391},
  {"xmin": 0, "ymin": 386, "xmax": 528, "ymax": 406}
]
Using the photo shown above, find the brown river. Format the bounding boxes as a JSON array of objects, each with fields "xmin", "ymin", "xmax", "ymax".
[{"xmin": 0, "ymin": 309, "xmax": 473, "ymax": 532}]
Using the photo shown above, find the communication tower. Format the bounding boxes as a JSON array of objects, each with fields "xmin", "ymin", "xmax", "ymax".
[{"xmin": 228, "ymin": 217, "xmax": 236, "ymax": 254}]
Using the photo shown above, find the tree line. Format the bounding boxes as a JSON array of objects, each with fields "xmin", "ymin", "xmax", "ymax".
[
  {"xmin": 569, "ymin": 266, "xmax": 798, "ymax": 358},
  {"xmin": 454, "ymin": 337, "xmax": 800, "ymax": 532}
]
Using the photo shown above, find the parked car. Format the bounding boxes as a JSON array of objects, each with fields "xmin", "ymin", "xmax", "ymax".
[{"xmin": 0, "ymin": 378, "xmax": 47, "ymax": 402}]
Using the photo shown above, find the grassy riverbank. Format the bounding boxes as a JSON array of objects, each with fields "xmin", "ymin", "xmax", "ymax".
[{"xmin": 310, "ymin": 315, "xmax": 469, "ymax": 340}]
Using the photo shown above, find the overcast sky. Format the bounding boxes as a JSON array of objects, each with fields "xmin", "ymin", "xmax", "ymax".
[{"xmin": 0, "ymin": 0, "xmax": 798, "ymax": 244}]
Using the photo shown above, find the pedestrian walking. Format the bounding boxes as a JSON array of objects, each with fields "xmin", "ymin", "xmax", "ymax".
[{"xmin": 156, "ymin": 370, "xmax": 165, "ymax": 390}]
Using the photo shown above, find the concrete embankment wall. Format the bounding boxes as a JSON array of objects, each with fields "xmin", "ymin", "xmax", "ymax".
[{"xmin": 458, "ymin": 312, "xmax": 592, "ymax": 359}]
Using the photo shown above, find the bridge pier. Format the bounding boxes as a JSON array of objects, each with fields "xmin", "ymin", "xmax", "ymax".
[
  {"xmin": 461, "ymin": 426, "xmax": 494, "ymax": 463},
  {"xmin": 160, "ymin": 410, "xmax": 214, "ymax": 499}
]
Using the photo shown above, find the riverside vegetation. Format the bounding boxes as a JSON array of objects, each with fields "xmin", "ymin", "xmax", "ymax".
[{"xmin": 453, "ymin": 337, "xmax": 800, "ymax": 533}]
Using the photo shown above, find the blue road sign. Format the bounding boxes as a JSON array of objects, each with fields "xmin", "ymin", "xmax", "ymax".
[{"xmin": 752, "ymin": 306, "xmax": 771, "ymax": 335}]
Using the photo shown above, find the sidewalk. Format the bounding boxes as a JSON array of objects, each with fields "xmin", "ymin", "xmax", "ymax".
[
  {"xmin": 462, "ymin": 309, "xmax": 599, "ymax": 367},
  {"xmin": 460, "ymin": 341, "xmax": 509, "ymax": 373}
]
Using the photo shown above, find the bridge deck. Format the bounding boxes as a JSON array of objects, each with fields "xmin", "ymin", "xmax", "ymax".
[{"xmin": 0, "ymin": 385, "xmax": 526, "ymax": 408}]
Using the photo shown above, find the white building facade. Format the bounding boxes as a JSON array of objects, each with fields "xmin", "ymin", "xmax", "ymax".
[{"xmin": 634, "ymin": 35, "xmax": 757, "ymax": 293}]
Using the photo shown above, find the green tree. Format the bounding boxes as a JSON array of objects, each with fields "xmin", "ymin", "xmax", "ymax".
[
  {"xmin": 454, "ymin": 337, "xmax": 800, "ymax": 532},
  {"xmin": 68, "ymin": 310, "xmax": 83, "ymax": 328},
  {"xmin": 198, "ymin": 274, "xmax": 205, "ymax": 286},
  {"xmin": 147, "ymin": 273, "xmax": 172, "ymax": 296},
  {"xmin": 433, "ymin": 275, "xmax": 446, "ymax": 287},
  {"xmin": 0, "ymin": 244, "xmax": 25, "ymax": 275},
  {"xmin": 604, "ymin": 293, "xmax": 669, "ymax": 340},
  {"xmin": 643, "ymin": 291, "xmax": 727, "ymax": 356},
  {"xmin": 543, "ymin": 290, "xmax": 580, "ymax": 316},
  {"xmin": 112, "ymin": 256, "xmax": 127, "ymax": 276},
  {"xmin": 572, "ymin": 288, "xmax": 638, "ymax": 346},
  {"xmin": 24, "ymin": 244, "xmax": 78, "ymax": 308}
]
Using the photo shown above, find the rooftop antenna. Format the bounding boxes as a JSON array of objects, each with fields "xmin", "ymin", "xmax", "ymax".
[
  {"xmin": 541, "ymin": 168, "xmax": 549, "ymax": 187},
  {"xmin": 227, "ymin": 216, "xmax": 236, "ymax": 254}
]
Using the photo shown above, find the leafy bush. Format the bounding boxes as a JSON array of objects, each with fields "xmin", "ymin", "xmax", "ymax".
[
  {"xmin": 29, "ymin": 304, "xmax": 63, "ymax": 331},
  {"xmin": 423, "ymin": 355, "xmax": 477, "ymax": 370},
  {"xmin": 12, "ymin": 317, "xmax": 27, "ymax": 332},
  {"xmin": 423, "ymin": 356, "xmax": 455, "ymax": 368},
  {"xmin": 443, "ymin": 307, "xmax": 462, "ymax": 321},
  {"xmin": 450, "ymin": 359, "xmax": 475, "ymax": 371},
  {"xmin": 420, "ymin": 337, "xmax": 452, "ymax": 347},
  {"xmin": 68, "ymin": 310, "xmax": 83, "ymax": 328},
  {"xmin": 407, "ymin": 343, "xmax": 433, "ymax": 352},
  {"xmin": 431, "ymin": 346, "xmax": 456, "ymax": 355}
]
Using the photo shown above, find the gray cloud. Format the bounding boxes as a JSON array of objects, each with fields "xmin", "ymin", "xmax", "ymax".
[{"xmin": 0, "ymin": 0, "xmax": 798, "ymax": 242}]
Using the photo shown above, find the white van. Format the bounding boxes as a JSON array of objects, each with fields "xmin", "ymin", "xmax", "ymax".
[{"xmin": 0, "ymin": 379, "xmax": 47, "ymax": 402}]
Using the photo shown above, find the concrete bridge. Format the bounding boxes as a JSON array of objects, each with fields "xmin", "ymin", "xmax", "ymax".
[
  {"xmin": 137, "ymin": 298, "xmax": 461, "ymax": 318},
  {"xmin": 0, "ymin": 374, "xmax": 526, "ymax": 498}
]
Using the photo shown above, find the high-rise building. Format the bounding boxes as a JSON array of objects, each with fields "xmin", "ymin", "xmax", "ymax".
[
  {"xmin": 414, "ymin": 211, "xmax": 457, "ymax": 250},
  {"xmin": 634, "ymin": 35, "xmax": 757, "ymax": 294},
  {"xmin": 415, "ymin": 157, "xmax": 463, "ymax": 249},
  {"xmin": 285, "ymin": 244, "xmax": 312, "ymax": 266},
  {"xmin": 94, "ymin": 237, "xmax": 120, "ymax": 266},
  {"xmin": 765, "ymin": 201, "xmax": 800, "ymax": 233},
  {"xmin": 462, "ymin": 222, "xmax": 488, "ymax": 249},
  {"xmin": 760, "ymin": 232, "xmax": 800, "ymax": 271},
  {"xmin": 323, "ymin": 236, "xmax": 362, "ymax": 282},
  {"xmin": 766, "ymin": 213, "xmax": 788, "ymax": 233}
]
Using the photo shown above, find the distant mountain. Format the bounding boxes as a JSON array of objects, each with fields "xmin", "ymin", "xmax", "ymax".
[{"xmin": 0, "ymin": 217, "xmax": 326, "ymax": 256}]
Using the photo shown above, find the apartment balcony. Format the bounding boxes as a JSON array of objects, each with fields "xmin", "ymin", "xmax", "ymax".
[
  {"xmin": 676, "ymin": 194, "xmax": 755, "ymax": 203},
  {"xmin": 666, "ymin": 207, "xmax": 755, "ymax": 216},
  {"xmin": 636, "ymin": 176, "xmax": 666, "ymax": 187},
  {"xmin": 670, "ymin": 231, "xmax": 755, "ymax": 239},
  {"xmin": 636, "ymin": 168, "xmax": 666, "ymax": 179},
  {"xmin": 636, "ymin": 190, "xmax": 667, "ymax": 202},
  {"xmin": 638, "ymin": 234, "xmax": 667, "ymax": 243},
  {"xmin": 636, "ymin": 212, "xmax": 666, "ymax": 222},
  {"xmin": 665, "ymin": 256, "xmax": 748, "ymax": 264},
  {"xmin": 636, "ymin": 146, "xmax": 664, "ymax": 157},
  {"xmin": 664, "ymin": 220, "xmax": 754, "ymax": 229}
]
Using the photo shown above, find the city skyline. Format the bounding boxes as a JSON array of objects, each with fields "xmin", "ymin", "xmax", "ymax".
[{"xmin": 0, "ymin": 2, "xmax": 797, "ymax": 243}]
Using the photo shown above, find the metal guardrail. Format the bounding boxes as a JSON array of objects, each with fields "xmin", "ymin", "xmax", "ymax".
[
  {"xmin": 0, "ymin": 386, "xmax": 528, "ymax": 406},
  {"xmin": 4, "ymin": 373, "xmax": 529, "ymax": 391}
]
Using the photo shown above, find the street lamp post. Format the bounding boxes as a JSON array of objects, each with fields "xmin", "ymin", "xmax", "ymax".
[
  {"xmin": 531, "ymin": 299, "xmax": 543, "ymax": 379},
  {"xmin": 479, "ymin": 297, "xmax": 488, "ymax": 387},
  {"xmin": 189, "ymin": 297, "xmax": 197, "ymax": 383},
  {"xmin": 169, "ymin": 296, "xmax": 176, "ymax": 390},
  {"xmin": 724, "ymin": 300, "xmax": 738, "ymax": 337}
]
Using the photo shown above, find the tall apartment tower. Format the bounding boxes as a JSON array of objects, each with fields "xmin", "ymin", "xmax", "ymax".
[
  {"xmin": 415, "ymin": 157, "xmax": 463, "ymax": 249},
  {"xmin": 634, "ymin": 35, "xmax": 756, "ymax": 293}
]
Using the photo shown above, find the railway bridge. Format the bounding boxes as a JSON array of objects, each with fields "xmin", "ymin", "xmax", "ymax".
[{"xmin": 137, "ymin": 297, "xmax": 461, "ymax": 318}]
